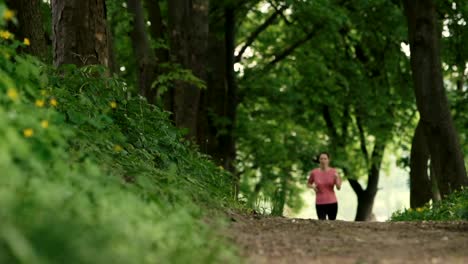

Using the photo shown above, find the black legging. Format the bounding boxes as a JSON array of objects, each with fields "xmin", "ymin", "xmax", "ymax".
[{"xmin": 316, "ymin": 203, "xmax": 338, "ymax": 220}]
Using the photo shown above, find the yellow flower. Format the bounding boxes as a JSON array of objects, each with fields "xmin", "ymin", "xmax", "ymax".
[
  {"xmin": 7, "ymin": 88, "xmax": 18, "ymax": 101},
  {"xmin": 50, "ymin": 98, "xmax": 58, "ymax": 107},
  {"xmin": 41, "ymin": 120, "xmax": 49, "ymax": 128},
  {"xmin": 3, "ymin": 9, "xmax": 14, "ymax": 21},
  {"xmin": 23, "ymin": 128, "xmax": 34, "ymax": 138},
  {"xmin": 23, "ymin": 38, "xmax": 30, "ymax": 46},
  {"xmin": 113, "ymin": 144, "xmax": 123, "ymax": 152},
  {"xmin": 0, "ymin": 30, "xmax": 13, "ymax": 40},
  {"xmin": 416, "ymin": 207, "xmax": 423, "ymax": 212},
  {"xmin": 110, "ymin": 101, "xmax": 117, "ymax": 109},
  {"xmin": 35, "ymin": 99, "xmax": 45, "ymax": 107}
]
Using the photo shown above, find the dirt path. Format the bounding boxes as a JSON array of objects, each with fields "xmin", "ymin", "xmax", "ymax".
[{"xmin": 227, "ymin": 214, "xmax": 468, "ymax": 264}]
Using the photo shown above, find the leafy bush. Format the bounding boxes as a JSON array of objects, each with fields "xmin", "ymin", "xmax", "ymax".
[
  {"xmin": 0, "ymin": 4, "xmax": 239, "ymax": 263},
  {"xmin": 390, "ymin": 188, "xmax": 468, "ymax": 221}
]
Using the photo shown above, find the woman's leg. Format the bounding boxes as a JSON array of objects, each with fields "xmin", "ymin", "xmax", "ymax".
[
  {"xmin": 315, "ymin": 204, "xmax": 327, "ymax": 220},
  {"xmin": 327, "ymin": 203, "xmax": 338, "ymax": 220}
]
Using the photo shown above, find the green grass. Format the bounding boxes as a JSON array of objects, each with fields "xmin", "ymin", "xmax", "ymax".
[{"xmin": 0, "ymin": 12, "xmax": 241, "ymax": 263}]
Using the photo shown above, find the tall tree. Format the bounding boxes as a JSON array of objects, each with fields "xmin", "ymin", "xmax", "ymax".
[
  {"xmin": 144, "ymin": 0, "xmax": 168, "ymax": 64},
  {"xmin": 403, "ymin": 0, "xmax": 468, "ymax": 196},
  {"xmin": 347, "ymin": 141, "xmax": 386, "ymax": 221},
  {"xmin": 409, "ymin": 121, "xmax": 433, "ymax": 208},
  {"xmin": 6, "ymin": 0, "xmax": 47, "ymax": 59},
  {"xmin": 224, "ymin": 6, "xmax": 238, "ymax": 176},
  {"xmin": 197, "ymin": 6, "xmax": 228, "ymax": 163},
  {"xmin": 323, "ymin": 104, "xmax": 390, "ymax": 221},
  {"xmin": 51, "ymin": 0, "xmax": 110, "ymax": 67},
  {"xmin": 198, "ymin": 3, "xmax": 237, "ymax": 172},
  {"xmin": 144, "ymin": 0, "xmax": 170, "ymax": 104},
  {"xmin": 127, "ymin": 0, "xmax": 158, "ymax": 104},
  {"xmin": 167, "ymin": 0, "xmax": 209, "ymax": 139}
]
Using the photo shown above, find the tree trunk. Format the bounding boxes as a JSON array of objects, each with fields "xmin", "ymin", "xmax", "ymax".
[
  {"xmin": 224, "ymin": 6, "xmax": 238, "ymax": 176},
  {"xmin": 127, "ymin": 0, "xmax": 158, "ymax": 104},
  {"xmin": 107, "ymin": 27, "xmax": 118, "ymax": 73},
  {"xmin": 167, "ymin": 0, "xmax": 209, "ymax": 139},
  {"xmin": 410, "ymin": 121, "xmax": 433, "ymax": 208},
  {"xmin": 272, "ymin": 175, "xmax": 288, "ymax": 216},
  {"xmin": 403, "ymin": 0, "xmax": 468, "ymax": 197},
  {"xmin": 354, "ymin": 192, "xmax": 376, "ymax": 221},
  {"xmin": 197, "ymin": 5, "xmax": 238, "ymax": 195},
  {"xmin": 52, "ymin": 0, "xmax": 109, "ymax": 67},
  {"xmin": 456, "ymin": 62, "xmax": 465, "ymax": 92},
  {"xmin": 144, "ymin": 0, "xmax": 170, "ymax": 106},
  {"xmin": 249, "ymin": 176, "xmax": 265, "ymax": 208},
  {"xmin": 6, "ymin": 0, "xmax": 47, "ymax": 59},
  {"xmin": 144, "ymin": 0, "xmax": 168, "ymax": 63},
  {"xmin": 197, "ymin": 23, "xmax": 228, "ymax": 158},
  {"xmin": 430, "ymin": 162, "xmax": 441, "ymax": 202},
  {"xmin": 348, "ymin": 139, "xmax": 385, "ymax": 221}
]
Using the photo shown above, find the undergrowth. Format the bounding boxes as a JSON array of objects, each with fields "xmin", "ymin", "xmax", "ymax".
[
  {"xmin": 0, "ymin": 3, "xmax": 241, "ymax": 263},
  {"xmin": 390, "ymin": 188, "xmax": 468, "ymax": 221}
]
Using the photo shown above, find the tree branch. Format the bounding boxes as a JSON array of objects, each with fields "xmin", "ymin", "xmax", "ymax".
[
  {"xmin": 343, "ymin": 166, "xmax": 365, "ymax": 196},
  {"xmin": 367, "ymin": 138, "xmax": 385, "ymax": 194},
  {"xmin": 342, "ymin": 163, "xmax": 364, "ymax": 196},
  {"xmin": 340, "ymin": 102, "xmax": 350, "ymax": 145},
  {"xmin": 235, "ymin": 5, "xmax": 287, "ymax": 63},
  {"xmin": 262, "ymin": 23, "xmax": 325, "ymax": 71},
  {"xmin": 322, "ymin": 104, "xmax": 339, "ymax": 141},
  {"xmin": 355, "ymin": 115, "xmax": 369, "ymax": 165},
  {"xmin": 268, "ymin": 0, "xmax": 292, "ymax": 25},
  {"xmin": 348, "ymin": 179, "xmax": 365, "ymax": 195}
]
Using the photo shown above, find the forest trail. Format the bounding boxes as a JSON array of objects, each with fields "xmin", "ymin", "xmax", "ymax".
[{"xmin": 227, "ymin": 213, "xmax": 468, "ymax": 264}]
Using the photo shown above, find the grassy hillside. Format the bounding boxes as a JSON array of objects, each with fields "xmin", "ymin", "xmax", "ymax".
[{"xmin": 0, "ymin": 16, "xmax": 240, "ymax": 263}]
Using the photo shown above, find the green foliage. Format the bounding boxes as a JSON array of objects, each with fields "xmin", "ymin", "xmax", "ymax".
[
  {"xmin": 0, "ymin": 6, "xmax": 239, "ymax": 263},
  {"xmin": 390, "ymin": 188, "xmax": 468, "ymax": 221},
  {"xmin": 236, "ymin": 0, "xmax": 414, "ymax": 216},
  {"xmin": 152, "ymin": 63, "xmax": 206, "ymax": 101},
  {"xmin": 236, "ymin": 66, "xmax": 324, "ymax": 215},
  {"xmin": 239, "ymin": 0, "xmax": 467, "ymax": 219}
]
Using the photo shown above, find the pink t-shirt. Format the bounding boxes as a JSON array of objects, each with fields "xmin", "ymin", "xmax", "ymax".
[{"xmin": 308, "ymin": 168, "xmax": 340, "ymax": 205}]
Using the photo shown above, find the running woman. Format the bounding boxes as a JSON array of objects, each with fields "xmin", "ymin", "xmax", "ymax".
[{"xmin": 307, "ymin": 152, "xmax": 342, "ymax": 220}]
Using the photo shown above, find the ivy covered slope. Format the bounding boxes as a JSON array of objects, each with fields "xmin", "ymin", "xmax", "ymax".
[{"xmin": 0, "ymin": 8, "xmax": 239, "ymax": 264}]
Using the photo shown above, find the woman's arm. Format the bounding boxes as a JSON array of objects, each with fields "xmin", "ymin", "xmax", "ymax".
[
  {"xmin": 307, "ymin": 182, "xmax": 318, "ymax": 191},
  {"xmin": 307, "ymin": 171, "xmax": 318, "ymax": 192},
  {"xmin": 335, "ymin": 171, "xmax": 342, "ymax": 190}
]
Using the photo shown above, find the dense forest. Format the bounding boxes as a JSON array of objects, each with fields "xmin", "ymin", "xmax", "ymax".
[{"xmin": 0, "ymin": 0, "xmax": 467, "ymax": 262}]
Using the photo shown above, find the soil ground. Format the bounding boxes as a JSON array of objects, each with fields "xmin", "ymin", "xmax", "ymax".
[{"xmin": 227, "ymin": 213, "xmax": 468, "ymax": 264}]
